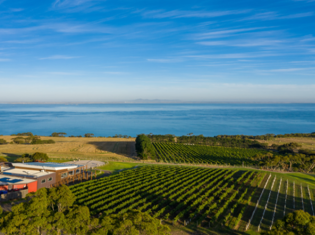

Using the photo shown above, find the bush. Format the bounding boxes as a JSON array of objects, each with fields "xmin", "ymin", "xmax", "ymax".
[
  {"xmin": 0, "ymin": 156, "xmax": 8, "ymax": 162},
  {"xmin": 32, "ymin": 152, "xmax": 49, "ymax": 162},
  {"xmin": 31, "ymin": 139, "xmax": 55, "ymax": 144},
  {"xmin": 12, "ymin": 137, "xmax": 25, "ymax": 144},
  {"xmin": 0, "ymin": 139, "xmax": 7, "ymax": 144}
]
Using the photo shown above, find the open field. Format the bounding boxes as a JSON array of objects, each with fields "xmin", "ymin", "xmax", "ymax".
[
  {"xmin": 257, "ymin": 137, "xmax": 315, "ymax": 150},
  {"xmin": 0, "ymin": 136, "xmax": 136, "ymax": 162},
  {"xmin": 70, "ymin": 165, "xmax": 315, "ymax": 234}
]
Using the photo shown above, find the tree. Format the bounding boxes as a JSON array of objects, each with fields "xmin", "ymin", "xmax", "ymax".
[
  {"xmin": 51, "ymin": 132, "xmax": 67, "ymax": 137},
  {"xmin": 95, "ymin": 210, "xmax": 170, "ymax": 235},
  {"xmin": 54, "ymin": 185, "xmax": 76, "ymax": 213},
  {"xmin": 0, "ymin": 156, "xmax": 8, "ymax": 162},
  {"xmin": 135, "ymin": 134, "xmax": 156, "ymax": 160},
  {"xmin": 64, "ymin": 206, "xmax": 91, "ymax": 235},
  {"xmin": 12, "ymin": 137, "xmax": 25, "ymax": 144},
  {"xmin": 85, "ymin": 133, "xmax": 94, "ymax": 137},
  {"xmin": 0, "ymin": 139, "xmax": 7, "ymax": 144},
  {"xmin": 264, "ymin": 210, "xmax": 315, "ymax": 235},
  {"xmin": 32, "ymin": 152, "xmax": 49, "ymax": 162}
]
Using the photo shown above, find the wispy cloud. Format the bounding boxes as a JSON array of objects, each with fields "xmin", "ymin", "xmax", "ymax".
[
  {"xmin": 4, "ymin": 39, "xmax": 40, "ymax": 44},
  {"xmin": 198, "ymin": 39, "xmax": 283, "ymax": 47},
  {"xmin": 268, "ymin": 68, "xmax": 307, "ymax": 72},
  {"xmin": 0, "ymin": 22, "xmax": 112, "ymax": 35},
  {"xmin": 103, "ymin": 71, "xmax": 128, "ymax": 75},
  {"xmin": 10, "ymin": 8, "xmax": 24, "ymax": 12},
  {"xmin": 0, "ymin": 58, "xmax": 11, "ymax": 62},
  {"xmin": 147, "ymin": 58, "xmax": 182, "ymax": 63},
  {"xmin": 39, "ymin": 55, "xmax": 79, "ymax": 60},
  {"xmin": 192, "ymin": 27, "xmax": 265, "ymax": 40},
  {"xmin": 52, "ymin": 0, "xmax": 103, "ymax": 12},
  {"xmin": 243, "ymin": 11, "xmax": 313, "ymax": 21},
  {"xmin": 186, "ymin": 53, "xmax": 278, "ymax": 59},
  {"xmin": 48, "ymin": 71, "xmax": 83, "ymax": 75},
  {"xmin": 53, "ymin": 0, "xmax": 90, "ymax": 8},
  {"xmin": 142, "ymin": 9, "xmax": 250, "ymax": 19}
]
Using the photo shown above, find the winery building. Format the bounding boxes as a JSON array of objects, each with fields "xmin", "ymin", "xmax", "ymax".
[{"xmin": 0, "ymin": 162, "xmax": 87, "ymax": 198}]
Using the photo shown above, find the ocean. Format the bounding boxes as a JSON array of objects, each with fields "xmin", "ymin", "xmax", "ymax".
[{"xmin": 0, "ymin": 104, "xmax": 314, "ymax": 137}]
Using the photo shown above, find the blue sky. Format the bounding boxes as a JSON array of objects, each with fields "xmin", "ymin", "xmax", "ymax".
[{"xmin": 0, "ymin": 0, "xmax": 315, "ymax": 103}]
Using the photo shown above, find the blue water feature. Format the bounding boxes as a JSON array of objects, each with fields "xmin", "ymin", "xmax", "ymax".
[{"xmin": 0, "ymin": 103, "xmax": 314, "ymax": 137}]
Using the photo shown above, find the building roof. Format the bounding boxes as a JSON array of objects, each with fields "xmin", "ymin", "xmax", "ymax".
[
  {"xmin": 2, "ymin": 168, "xmax": 54, "ymax": 178},
  {"xmin": 12, "ymin": 162, "xmax": 84, "ymax": 171},
  {"xmin": 0, "ymin": 175, "xmax": 36, "ymax": 185}
]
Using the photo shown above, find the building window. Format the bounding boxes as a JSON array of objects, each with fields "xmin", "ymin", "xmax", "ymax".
[
  {"xmin": 48, "ymin": 177, "xmax": 53, "ymax": 181},
  {"xmin": 69, "ymin": 171, "xmax": 74, "ymax": 176},
  {"xmin": 76, "ymin": 169, "xmax": 80, "ymax": 174},
  {"xmin": 41, "ymin": 179, "xmax": 46, "ymax": 184},
  {"xmin": 61, "ymin": 172, "xmax": 68, "ymax": 178}
]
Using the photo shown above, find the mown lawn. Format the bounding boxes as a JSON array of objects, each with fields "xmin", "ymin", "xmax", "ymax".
[{"xmin": 97, "ymin": 161, "xmax": 148, "ymax": 173}]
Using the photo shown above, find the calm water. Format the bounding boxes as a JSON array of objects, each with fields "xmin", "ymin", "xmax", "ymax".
[{"xmin": 0, "ymin": 104, "xmax": 314, "ymax": 137}]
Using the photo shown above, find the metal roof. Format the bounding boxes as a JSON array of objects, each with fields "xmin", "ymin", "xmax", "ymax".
[
  {"xmin": 0, "ymin": 175, "xmax": 36, "ymax": 185},
  {"xmin": 2, "ymin": 168, "xmax": 54, "ymax": 178},
  {"xmin": 12, "ymin": 162, "xmax": 84, "ymax": 171},
  {"xmin": 24, "ymin": 162, "xmax": 80, "ymax": 168}
]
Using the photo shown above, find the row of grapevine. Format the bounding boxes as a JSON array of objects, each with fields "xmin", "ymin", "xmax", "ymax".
[
  {"xmin": 270, "ymin": 178, "xmax": 282, "ymax": 230},
  {"xmin": 245, "ymin": 174, "xmax": 271, "ymax": 231},
  {"xmin": 257, "ymin": 176, "xmax": 277, "ymax": 232},
  {"xmin": 153, "ymin": 143, "xmax": 266, "ymax": 165}
]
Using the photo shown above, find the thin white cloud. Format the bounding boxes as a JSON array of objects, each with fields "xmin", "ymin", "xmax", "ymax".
[
  {"xmin": 53, "ymin": 0, "xmax": 91, "ymax": 8},
  {"xmin": 10, "ymin": 8, "xmax": 24, "ymax": 12},
  {"xmin": 186, "ymin": 53, "xmax": 278, "ymax": 59},
  {"xmin": 5, "ymin": 39, "xmax": 40, "ymax": 44},
  {"xmin": 243, "ymin": 11, "xmax": 313, "ymax": 21},
  {"xmin": 142, "ymin": 9, "xmax": 250, "ymax": 19},
  {"xmin": 0, "ymin": 58, "xmax": 10, "ymax": 62},
  {"xmin": 48, "ymin": 72, "xmax": 83, "ymax": 75},
  {"xmin": 193, "ymin": 27, "xmax": 265, "ymax": 40},
  {"xmin": 103, "ymin": 71, "xmax": 128, "ymax": 75},
  {"xmin": 52, "ymin": 0, "xmax": 103, "ymax": 12},
  {"xmin": 0, "ymin": 23, "xmax": 113, "ymax": 35},
  {"xmin": 198, "ymin": 39, "xmax": 283, "ymax": 47},
  {"xmin": 39, "ymin": 55, "xmax": 79, "ymax": 60},
  {"xmin": 147, "ymin": 58, "xmax": 182, "ymax": 63},
  {"xmin": 265, "ymin": 68, "xmax": 312, "ymax": 72}
]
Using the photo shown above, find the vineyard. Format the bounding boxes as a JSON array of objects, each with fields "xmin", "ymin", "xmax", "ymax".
[
  {"xmin": 68, "ymin": 165, "xmax": 314, "ymax": 233},
  {"xmin": 153, "ymin": 143, "xmax": 267, "ymax": 165}
]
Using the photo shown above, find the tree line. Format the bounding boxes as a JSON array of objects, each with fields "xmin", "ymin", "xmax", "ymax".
[
  {"xmin": 264, "ymin": 210, "xmax": 315, "ymax": 235},
  {"xmin": 146, "ymin": 132, "xmax": 315, "ymax": 142},
  {"xmin": 136, "ymin": 134, "xmax": 156, "ymax": 160},
  {"xmin": 0, "ymin": 185, "xmax": 170, "ymax": 235},
  {"xmin": 13, "ymin": 152, "xmax": 49, "ymax": 163},
  {"xmin": 147, "ymin": 134, "xmax": 268, "ymax": 149}
]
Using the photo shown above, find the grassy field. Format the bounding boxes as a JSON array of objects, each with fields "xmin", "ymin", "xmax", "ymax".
[
  {"xmin": 257, "ymin": 137, "xmax": 315, "ymax": 150},
  {"xmin": 97, "ymin": 162, "xmax": 147, "ymax": 173},
  {"xmin": 0, "ymin": 136, "xmax": 136, "ymax": 162}
]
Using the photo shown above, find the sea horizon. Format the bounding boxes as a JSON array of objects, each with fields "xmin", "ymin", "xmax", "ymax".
[{"xmin": 0, "ymin": 103, "xmax": 314, "ymax": 137}]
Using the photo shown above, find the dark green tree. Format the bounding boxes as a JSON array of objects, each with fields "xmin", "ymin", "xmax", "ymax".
[
  {"xmin": 32, "ymin": 152, "xmax": 49, "ymax": 162},
  {"xmin": 135, "ymin": 134, "xmax": 156, "ymax": 160},
  {"xmin": 264, "ymin": 210, "xmax": 315, "ymax": 235}
]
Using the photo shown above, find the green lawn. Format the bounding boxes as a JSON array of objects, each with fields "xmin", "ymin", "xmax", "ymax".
[{"xmin": 97, "ymin": 161, "xmax": 148, "ymax": 173}]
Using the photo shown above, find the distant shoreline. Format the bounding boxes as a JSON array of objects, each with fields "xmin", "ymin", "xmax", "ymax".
[{"xmin": 1, "ymin": 102, "xmax": 315, "ymax": 105}]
